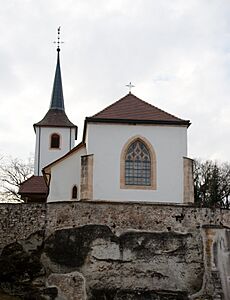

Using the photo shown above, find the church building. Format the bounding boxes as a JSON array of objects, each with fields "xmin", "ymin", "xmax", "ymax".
[{"xmin": 19, "ymin": 32, "xmax": 194, "ymax": 204}]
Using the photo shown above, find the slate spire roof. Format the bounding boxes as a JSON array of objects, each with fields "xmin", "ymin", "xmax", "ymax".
[
  {"xmin": 34, "ymin": 48, "xmax": 76, "ymax": 128},
  {"xmin": 49, "ymin": 49, "xmax": 65, "ymax": 110},
  {"xmin": 86, "ymin": 93, "xmax": 190, "ymax": 126}
]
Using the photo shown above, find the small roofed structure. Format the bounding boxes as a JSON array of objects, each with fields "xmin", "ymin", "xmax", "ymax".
[{"xmin": 19, "ymin": 176, "xmax": 48, "ymax": 203}]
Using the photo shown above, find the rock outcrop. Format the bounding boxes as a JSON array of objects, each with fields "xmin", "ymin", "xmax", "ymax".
[{"xmin": 0, "ymin": 202, "xmax": 229, "ymax": 299}]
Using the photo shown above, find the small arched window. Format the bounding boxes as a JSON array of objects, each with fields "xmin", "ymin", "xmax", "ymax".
[
  {"xmin": 72, "ymin": 185, "xmax": 78, "ymax": 199},
  {"xmin": 50, "ymin": 133, "xmax": 60, "ymax": 149},
  {"xmin": 125, "ymin": 140, "xmax": 151, "ymax": 186}
]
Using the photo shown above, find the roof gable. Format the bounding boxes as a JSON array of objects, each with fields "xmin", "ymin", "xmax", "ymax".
[{"xmin": 86, "ymin": 93, "xmax": 190, "ymax": 126}]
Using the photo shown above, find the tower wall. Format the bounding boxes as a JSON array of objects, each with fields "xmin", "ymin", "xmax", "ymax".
[{"xmin": 34, "ymin": 126, "xmax": 75, "ymax": 175}]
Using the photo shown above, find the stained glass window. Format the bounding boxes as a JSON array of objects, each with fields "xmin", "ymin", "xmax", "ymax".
[{"xmin": 125, "ymin": 140, "xmax": 151, "ymax": 186}]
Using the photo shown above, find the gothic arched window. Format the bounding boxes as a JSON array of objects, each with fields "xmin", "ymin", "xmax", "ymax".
[
  {"xmin": 120, "ymin": 136, "xmax": 156, "ymax": 190},
  {"xmin": 72, "ymin": 185, "xmax": 78, "ymax": 199},
  {"xmin": 50, "ymin": 133, "xmax": 60, "ymax": 149},
  {"xmin": 125, "ymin": 140, "xmax": 151, "ymax": 186}
]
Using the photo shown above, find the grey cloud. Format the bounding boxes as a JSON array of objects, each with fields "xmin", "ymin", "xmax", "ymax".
[{"xmin": 0, "ymin": 0, "xmax": 229, "ymax": 161}]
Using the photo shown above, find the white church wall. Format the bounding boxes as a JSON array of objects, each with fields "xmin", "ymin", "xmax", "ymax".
[
  {"xmin": 34, "ymin": 126, "xmax": 76, "ymax": 176},
  {"xmin": 86, "ymin": 123, "xmax": 187, "ymax": 203},
  {"xmin": 48, "ymin": 146, "xmax": 86, "ymax": 202}
]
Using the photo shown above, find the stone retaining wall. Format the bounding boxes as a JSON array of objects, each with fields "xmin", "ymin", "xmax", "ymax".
[
  {"xmin": 45, "ymin": 201, "xmax": 230, "ymax": 235},
  {"xmin": 0, "ymin": 203, "xmax": 46, "ymax": 251},
  {"xmin": 1, "ymin": 202, "xmax": 229, "ymax": 247}
]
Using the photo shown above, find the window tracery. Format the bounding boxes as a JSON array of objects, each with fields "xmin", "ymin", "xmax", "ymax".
[
  {"xmin": 125, "ymin": 140, "xmax": 151, "ymax": 186},
  {"xmin": 120, "ymin": 136, "xmax": 156, "ymax": 190}
]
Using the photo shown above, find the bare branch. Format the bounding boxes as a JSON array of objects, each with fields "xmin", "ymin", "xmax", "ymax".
[{"xmin": 0, "ymin": 155, "xmax": 34, "ymax": 202}]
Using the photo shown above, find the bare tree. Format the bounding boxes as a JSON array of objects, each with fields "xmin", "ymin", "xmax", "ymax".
[
  {"xmin": 194, "ymin": 159, "xmax": 230, "ymax": 208},
  {"xmin": 0, "ymin": 156, "xmax": 34, "ymax": 202}
]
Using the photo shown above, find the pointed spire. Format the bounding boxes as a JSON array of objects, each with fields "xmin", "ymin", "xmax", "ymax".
[
  {"xmin": 50, "ymin": 27, "xmax": 65, "ymax": 110},
  {"xmin": 34, "ymin": 27, "xmax": 77, "ymax": 132},
  {"xmin": 49, "ymin": 49, "xmax": 65, "ymax": 110}
]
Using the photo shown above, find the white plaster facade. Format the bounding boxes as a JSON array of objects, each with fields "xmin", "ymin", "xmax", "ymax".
[
  {"xmin": 47, "ymin": 122, "xmax": 188, "ymax": 204},
  {"xmin": 86, "ymin": 123, "xmax": 187, "ymax": 203},
  {"xmin": 48, "ymin": 146, "xmax": 86, "ymax": 202},
  {"xmin": 34, "ymin": 126, "xmax": 76, "ymax": 176}
]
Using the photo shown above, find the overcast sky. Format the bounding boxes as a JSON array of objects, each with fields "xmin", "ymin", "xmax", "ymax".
[{"xmin": 0, "ymin": 0, "xmax": 230, "ymax": 163}]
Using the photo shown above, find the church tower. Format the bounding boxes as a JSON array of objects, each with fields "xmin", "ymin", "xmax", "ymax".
[{"xmin": 33, "ymin": 28, "xmax": 77, "ymax": 175}]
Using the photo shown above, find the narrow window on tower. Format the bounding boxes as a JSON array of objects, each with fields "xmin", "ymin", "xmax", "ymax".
[{"xmin": 50, "ymin": 133, "xmax": 60, "ymax": 149}]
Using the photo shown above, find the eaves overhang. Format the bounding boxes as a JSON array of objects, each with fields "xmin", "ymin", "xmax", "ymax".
[{"xmin": 83, "ymin": 117, "xmax": 191, "ymax": 142}]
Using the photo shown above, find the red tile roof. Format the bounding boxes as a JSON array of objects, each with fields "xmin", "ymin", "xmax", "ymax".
[
  {"xmin": 34, "ymin": 109, "xmax": 76, "ymax": 128},
  {"xmin": 86, "ymin": 93, "xmax": 190, "ymax": 126},
  {"xmin": 19, "ymin": 176, "xmax": 48, "ymax": 195}
]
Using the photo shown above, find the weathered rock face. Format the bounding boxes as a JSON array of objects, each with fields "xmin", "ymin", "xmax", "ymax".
[
  {"xmin": 48, "ymin": 272, "xmax": 86, "ymax": 300},
  {"xmin": 0, "ymin": 225, "xmax": 203, "ymax": 299},
  {"xmin": 0, "ymin": 231, "xmax": 58, "ymax": 300},
  {"xmin": 213, "ymin": 229, "xmax": 230, "ymax": 300},
  {"xmin": 89, "ymin": 289, "xmax": 189, "ymax": 300},
  {"xmin": 0, "ymin": 290, "xmax": 21, "ymax": 300},
  {"xmin": 0, "ymin": 202, "xmax": 229, "ymax": 299},
  {"xmin": 42, "ymin": 225, "xmax": 203, "ymax": 298}
]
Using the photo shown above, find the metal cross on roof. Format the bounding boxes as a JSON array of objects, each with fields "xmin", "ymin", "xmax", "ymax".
[
  {"xmin": 53, "ymin": 26, "xmax": 64, "ymax": 52},
  {"xmin": 126, "ymin": 82, "xmax": 135, "ymax": 93}
]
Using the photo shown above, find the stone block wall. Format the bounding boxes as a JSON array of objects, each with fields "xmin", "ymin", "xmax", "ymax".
[
  {"xmin": 45, "ymin": 201, "xmax": 229, "ymax": 234},
  {"xmin": 0, "ymin": 203, "xmax": 46, "ymax": 251}
]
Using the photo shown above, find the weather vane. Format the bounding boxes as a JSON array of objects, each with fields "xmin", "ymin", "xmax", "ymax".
[
  {"xmin": 126, "ymin": 82, "xmax": 135, "ymax": 93},
  {"xmin": 53, "ymin": 26, "xmax": 64, "ymax": 51}
]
